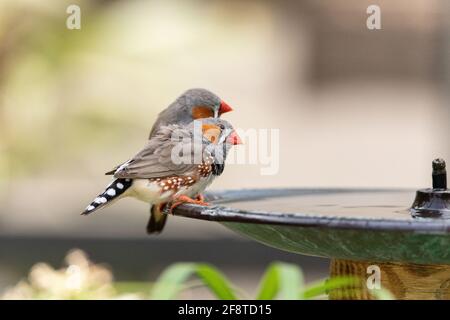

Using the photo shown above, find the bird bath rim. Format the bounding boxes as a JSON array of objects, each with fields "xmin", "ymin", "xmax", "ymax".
[{"xmin": 172, "ymin": 188, "xmax": 450, "ymax": 233}]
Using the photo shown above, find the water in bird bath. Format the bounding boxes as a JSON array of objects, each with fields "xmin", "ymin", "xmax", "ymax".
[{"xmin": 216, "ymin": 189, "xmax": 413, "ymax": 220}]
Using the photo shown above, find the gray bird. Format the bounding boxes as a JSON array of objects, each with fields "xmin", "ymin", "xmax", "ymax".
[
  {"xmin": 82, "ymin": 118, "xmax": 242, "ymax": 235},
  {"xmin": 103, "ymin": 88, "xmax": 234, "ymax": 233},
  {"xmin": 106, "ymin": 88, "xmax": 233, "ymax": 174},
  {"xmin": 149, "ymin": 88, "xmax": 233, "ymax": 138}
]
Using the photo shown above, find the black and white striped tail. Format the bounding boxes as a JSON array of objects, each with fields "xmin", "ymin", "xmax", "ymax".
[{"xmin": 81, "ymin": 178, "xmax": 133, "ymax": 215}]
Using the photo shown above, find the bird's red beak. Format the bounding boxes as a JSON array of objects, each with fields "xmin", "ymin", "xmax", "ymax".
[
  {"xmin": 219, "ymin": 100, "xmax": 233, "ymax": 115},
  {"xmin": 227, "ymin": 131, "xmax": 243, "ymax": 145}
]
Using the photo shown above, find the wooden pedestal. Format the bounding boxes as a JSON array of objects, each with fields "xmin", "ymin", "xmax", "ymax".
[{"xmin": 329, "ymin": 259, "xmax": 450, "ymax": 300}]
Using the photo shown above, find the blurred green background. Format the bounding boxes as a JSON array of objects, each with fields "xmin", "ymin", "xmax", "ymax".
[{"xmin": 1, "ymin": 0, "xmax": 449, "ymax": 298}]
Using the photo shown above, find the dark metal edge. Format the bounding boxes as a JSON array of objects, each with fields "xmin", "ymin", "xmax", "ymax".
[{"xmin": 171, "ymin": 188, "xmax": 450, "ymax": 233}]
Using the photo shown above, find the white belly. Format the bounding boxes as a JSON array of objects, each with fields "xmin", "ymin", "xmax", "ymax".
[
  {"xmin": 129, "ymin": 179, "xmax": 166, "ymax": 204},
  {"xmin": 129, "ymin": 176, "xmax": 215, "ymax": 204}
]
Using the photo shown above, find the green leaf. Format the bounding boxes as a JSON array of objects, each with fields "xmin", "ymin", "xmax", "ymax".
[
  {"xmin": 150, "ymin": 263, "xmax": 238, "ymax": 300},
  {"xmin": 150, "ymin": 263, "xmax": 197, "ymax": 299},
  {"xmin": 256, "ymin": 262, "xmax": 304, "ymax": 300},
  {"xmin": 302, "ymin": 276, "xmax": 360, "ymax": 299},
  {"xmin": 256, "ymin": 264, "xmax": 279, "ymax": 300},
  {"xmin": 276, "ymin": 263, "xmax": 304, "ymax": 300},
  {"xmin": 195, "ymin": 264, "xmax": 238, "ymax": 300}
]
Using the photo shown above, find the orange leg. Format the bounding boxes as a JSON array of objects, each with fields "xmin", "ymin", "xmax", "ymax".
[
  {"xmin": 170, "ymin": 195, "xmax": 210, "ymax": 212},
  {"xmin": 195, "ymin": 194, "xmax": 205, "ymax": 202}
]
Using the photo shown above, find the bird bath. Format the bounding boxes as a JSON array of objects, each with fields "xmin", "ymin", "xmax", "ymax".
[{"xmin": 172, "ymin": 161, "xmax": 450, "ymax": 300}]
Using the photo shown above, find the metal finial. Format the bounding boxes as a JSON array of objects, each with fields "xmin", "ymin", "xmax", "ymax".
[{"xmin": 432, "ymin": 158, "xmax": 447, "ymax": 189}]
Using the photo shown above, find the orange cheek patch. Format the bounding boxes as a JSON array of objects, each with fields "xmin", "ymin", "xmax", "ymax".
[
  {"xmin": 202, "ymin": 124, "xmax": 221, "ymax": 144},
  {"xmin": 192, "ymin": 106, "xmax": 214, "ymax": 119}
]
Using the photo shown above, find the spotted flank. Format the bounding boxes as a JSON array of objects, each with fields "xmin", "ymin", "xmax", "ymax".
[
  {"xmin": 149, "ymin": 176, "xmax": 197, "ymax": 193},
  {"xmin": 84, "ymin": 158, "xmax": 220, "ymax": 216},
  {"xmin": 197, "ymin": 155, "xmax": 215, "ymax": 177},
  {"xmin": 82, "ymin": 178, "xmax": 133, "ymax": 215},
  {"xmin": 195, "ymin": 156, "xmax": 224, "ymax": 177}
]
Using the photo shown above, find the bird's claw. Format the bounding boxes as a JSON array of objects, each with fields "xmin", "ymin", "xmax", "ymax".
[
  {"xmin": 195, "ymin": 194, "xmax": 205, "ymax": 202},
  {"xmin": 169, "ymin": 195, "xmax": 210, "ymax": 214}
]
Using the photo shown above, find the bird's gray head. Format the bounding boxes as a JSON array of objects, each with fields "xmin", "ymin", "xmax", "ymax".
[
  {"xmin": 150, "ymin": 88, "xmax": 234, "ymax": 139},
  {"xmin": 187, "ymin": 118, "xmax": 242, "ymax": 165},
  {"xmin": 166, "ymin": 118, "xmax": 241, "ymax": 170},
  {"xmin": 198, "ymin": 118, "xmax": 240, "ymax": 144},
  {"xmin": 186, "ymin": 118, "xmax": 240, "ymax": 144},
  {"xmin": 174, "ymin": 88, "xmax": 233, "ymax": 121},
  {"xmin": 203, "ymin": 118, "xmax": 242, "ymax": 171}
]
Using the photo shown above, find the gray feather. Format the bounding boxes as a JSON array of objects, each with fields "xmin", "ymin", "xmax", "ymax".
[
  {"xmin": 114, "ymin": 124, "xmax": 201, "ymax": 179},
  {"xmin": 149, "ymin": 88, "xmax": 221, "ymax": 138}
]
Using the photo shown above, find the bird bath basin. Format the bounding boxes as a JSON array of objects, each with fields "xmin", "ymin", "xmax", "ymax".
[{"xmin": 172, "ymin": 161, "xmax": 450, "ymax": 300}]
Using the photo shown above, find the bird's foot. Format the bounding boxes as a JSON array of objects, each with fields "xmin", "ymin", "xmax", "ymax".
[
  {"xmin": 169, "ymin": 195, "xmax": 210, "ymax": 213},
  {"xmin": 195, "ymin": 194, "xmax": 205, "ymax": 202}
]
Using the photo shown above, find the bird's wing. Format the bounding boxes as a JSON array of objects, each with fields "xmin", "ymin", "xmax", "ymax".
[
  {"xmin": 105, "ymin": 123, "xmax": 167, "ymax": 175},
  {"xmin": 148, "ymin": 119, "xmax": 160, "ymax": 139},
  {"xmin": 105, "ymin": 163, "xmax": 126, "ymax": 175},
  {"xmin": 114, "ymin": 125, "xmax": 199, "ymax": 179}
]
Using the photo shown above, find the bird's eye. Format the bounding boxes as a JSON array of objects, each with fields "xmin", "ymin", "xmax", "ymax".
[{"xmin": 219, "ymin": 124, "xmax": 225, "ymax": 130}]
